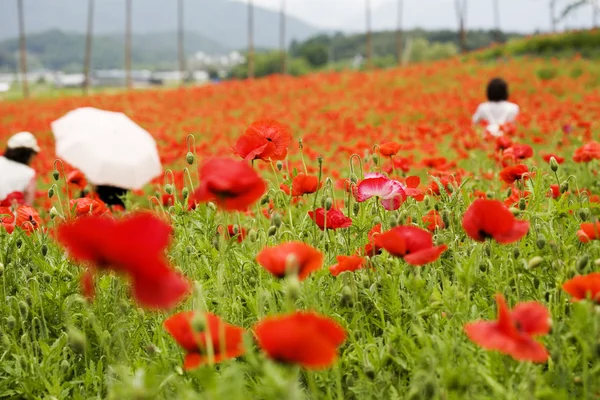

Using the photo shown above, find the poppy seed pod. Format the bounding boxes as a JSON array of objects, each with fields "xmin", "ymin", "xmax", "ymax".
[
  {"xmin": 549, "ymin": 157, "xmax": 559, "ymax": 172},
  {"xmin": 165, "ymin": 184, "xmax": 173, "ymax": 195},
  {"xmin": 276, "ymin": 161, "xmax": 283, "ymax": 171},
  {"xmin": 181, "ymin": 187, "xmax": 189, "ymax": 199},
  {"xmin": 52, "ymin": 170, "xmax": 60, "ymax": 181},
  {"xmin": 518, "ymin": 198, "xmax": 527, "ymax": 210},
  {"xmin": 48, "ymin": 187, "xmax": 55, "ymax": 198},
  {"xmin": 186, "ymin": 151, "xmax": 195, "ymax": 165},
  {"xmin": 560, "ymin": 182, "xmax": 569, "ymax": 194}
]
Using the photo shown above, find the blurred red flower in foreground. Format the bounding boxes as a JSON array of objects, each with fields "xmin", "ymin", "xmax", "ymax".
[
  {"xmin": 0, "ymin": 206, "xmax": 15, "ymax": 234},
  {"xmin": 193, "ymin": 158, "xmax": 266, "ymax": 211},
  {"xmin": 66, "ymin": 170, "xmax": 87, "ymax": 190},
  {"xmin": 462, "ymin": 199, "xmax": 529, "ymax": 244},
  {"xmin": 256, "ymin": 242, "xmax": 323, "ymax": 280},
  {"xmin": 291, "ymin": 173, "xmax": 320, "ymax": 196},
  {"xmin": 254, "ymin": 311, "xmax": 346, "ymax": 369},
  {"xmin": 329, "ymin": 255, "xmax": 366, "ymax": 276},
  {"xmin": 375, "ymin": 226, "xmax": 447, "ymax": 265},
  {"xmin": 308, "ymin": 208, "xmax": 352, "ymax": 230},
  {"xmin": 577, "ymin": 221, "xmax": 600, "ymax": 242},
  {"xmin": 57, "ymin": 213, "xmax": 189, "ymax": 309},
  {"xmin": 164, "ymin": 312, "xmax": 245, "ymax": 370},
  {"xmin": 500, "ymin": 164, "xmax": 529, "ymax": 184},
  {"xmin": 464, "ymin": 294, "xmax": 550, "ymax": 363},
  {"xmin": 233, "ymin": 120, "xmax": 292, "ymax": 161},
  {"xmin": 562, "ymin": 273, "xmax": 600, "ymax": 303},
  {"xmin": 0, "ymin": 192, "xmax": 25, "ymax": 207},
  {"xmin": 573, "ymin": 141, "xmax": 600, "ymax": 163}
]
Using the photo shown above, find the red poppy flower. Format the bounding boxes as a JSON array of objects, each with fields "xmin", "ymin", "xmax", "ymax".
[
  {"xmin": 329, "ymin": 255, "xmax": 366, "ymax": 276},
  {"xmin": 291, "ymin": 173, "xmax": 320, "ymax": 196},
  {"xmin": 233, "ymin": 120, "xmax": 292, "ymax": 161},
  {"xmin": 355, "ymin": 174, "xmax": 406, "ymax": 211},
  {"xmin": 462, "ymin": 199, "xmax": 529, "ymax": 244},
  {"xmin": 577, "ymin": 221, "xmax": 600, "ymax": 242},
  {"xmin": 164, "ymin": 312, "xmax": 245, "ymax": 370},
  {"xmin": 379, "ymin": 142, "xmax": 401, "ymax": 157},
  {"xmin": 0, "ymin": 191, "xmax": 26, "ymax": 207},
  {"xmin": 548, "ymin": 184, "xmax": 560, "ymax": 199},
  {"xmin": 361, "ymin": 224, "xmax": 382, "ymax": 256},
  {"xmin": 0, "ymin": 206, "xmax": 15, "ymax": 234},
  {"xmin": 375, "ymin": 226, "xmax": 447, "ymax": 265},
  {"xmin": 70, "ymin": 198, "xmax": 109, "ymax": 218},
  {"xmin": 66, "ymin": 170, "xmax": 88, "ymax": 190},
  {"xmin": 495, "ymin": 136, "xmax": 513, "ymax": 151},
  {"xmin": 162, "ymin": 193, "xmax": 175, "ymax": 207},
  {"xmin": 504, "ymin": 144, "xmax": 533, "ymax": 160},
  {"xmin": 218, "ymin": 224, "xmax": 247, "ymax": 243},
  {"xmin": 422, "ymin": 210, "xmax": 445, "ymax": 232},
  {"xmin": 464, "ymin": 294, "xmax": 550, "ymax": 363},
  {"xmin": 308, "ymin": 208, "xmax": 352, "ymax": 230},
  {"xmin": 562, "ymin": 273, "xmax": 600, "ymax": 303},
  {"xmin": 499, "ymin": 164, "xmax": 529, "ymax": 185},
  {"xmin": 57, "ymin": 213, "xmax": 190, "ymax": 309},
  {"xmin": 403, "ymin": 176, "xmax": 425, "ymax": 201},
  {"xmin": 193, "ymin": 158, "xmax": 266, "ymax": 212},
  {"xmin": 15, "ymin": 206, "xmax": 42, "ymax": 234},
  {"xmin": 542, "ymin": 154, "xmax": 565, "ymax": 164},
  {"xmin": 256, "ymin": 242, "xmax": 323, "ymax": 280},
  {"xmin": 573, "ymin": 141, "xmax": 600, "ymax": 163},
  {"xmin": 254, "ymin": 311, "xmax": 346, "ymax": 369}
]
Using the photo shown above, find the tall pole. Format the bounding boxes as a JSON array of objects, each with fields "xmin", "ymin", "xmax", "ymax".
[
  {"xmin": 366, "ymin": 0, "xmax": 372, "ymax": 69},
  {"xmin": 247, "ymin": 0, "xmax": 255, "ymax": 79},
  {"xmin": 280, "ymin": 0, "xmax": 287, "ymax": 74},
  {"xmin": 125, "ymin": 0, "xmax": 132, "ymax": 89},
  {"xmin": 593, "ymin": 0, "xmax": 599, "ymax": 28},
  {"xmin": 492, "ymin": 0, "xmax": 501, "ymax": 42},
  {"xmin": 549, "ymin": 0, "xmax": 557, "ymax": 32},
  {"xmin": 17, "ymin": 0, "xmax": 29, "ymax": 99},
  {"xmin": 455, "ymin": 0, "xmax": 468, "ymax": 53},
  {"xmin": 396, "ymin": 0, "xmax": 403, "ymax": 64},
  {"xmin": 178, "ymin": 0, "xmax": 186, "ymax": 86},
  {"xmin": 83, "ymin": 0, "xmax": 94, "ymax": 95}
]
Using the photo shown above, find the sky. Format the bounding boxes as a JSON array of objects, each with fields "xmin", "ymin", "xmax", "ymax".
[{"xmin": 237, "ymin": 0, "xmax": 598, "ymax": 33}]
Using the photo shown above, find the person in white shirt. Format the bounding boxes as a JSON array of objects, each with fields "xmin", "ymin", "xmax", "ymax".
[
  {"xmin": 0, "ymin": 132, "xmax": 40, "ymax": 206},
  {"xmin": 472, "ymin": 78, "xmax": 520, "ymax": 137}
]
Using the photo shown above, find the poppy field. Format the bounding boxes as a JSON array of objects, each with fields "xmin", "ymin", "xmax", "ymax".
[{"xmin": 1, "ymin": 57, "xmax": 600, "ymax": 399}]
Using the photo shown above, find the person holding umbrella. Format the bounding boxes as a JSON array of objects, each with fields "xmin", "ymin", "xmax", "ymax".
[
  {"xmin": 51, "ymin": 107, "xmax": 163, "ymax": 208},
  {"xmin": 0, "ymin": 132, "xmax": 40, "ymax": 206}
]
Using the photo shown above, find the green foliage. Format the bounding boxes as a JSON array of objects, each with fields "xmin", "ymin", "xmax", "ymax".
[{"xmin": 229, "ymin": 52, "xmax": 311, "ymax": 79}]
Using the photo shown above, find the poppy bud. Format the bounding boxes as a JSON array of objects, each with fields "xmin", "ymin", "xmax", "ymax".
[
  {"xmin": 325, "ymin": 198, "xmax": 333, "ymax": 211},
  {"xmin": 298, "ymin": 138, "xmax": 303, "ymax": 149},
  {"xmin": 164, "ymin": 184, "xmax": 173, "ymax": 195},
  {"xmin": 60, "ymin": 360, "xmax": 70, "ymax": 373},
  {"xmin": 447, "ymin": 184, "xmax": 455, "ymax": 193},
  {"xmin": 207, "ymin": 202, "xmax": 216, "ymax": 211},
  {"xmin": 6, "ymin": 315, "xmax": 16, "ymax": 330},
  {"xmin": 509, "ymin": 207, "xmax": 519, "ymax": 216},
  {"xmin": 41, "ymin": 245, "xmax": 48, "ymax": 257},
  {"xmin": 527, "ymin": 256, "xmax": 544, "ymax": 269},
  {"xmin": 186, "ymin": 151, "xmax": 195, "ymax": 165},
  {"xmin": 48, "ymin": 187, "xmax": 55, "ymax": 198},
  {"xmin": 350, "ymin": 173, "xmax": 358, "ymax": 184},
  {"xmin": 191, "ymin": 313, "xmax": 206, "ymax": 332},
  {"xmin": 578, "ymin": 208, "xmax": 589, "ymax": 221},
  {"xmin": 372, "ymin": 153, "xmax": 379, "ymax": 165},
  {"xmin": 423, "ymin": 195, "xmax": 430, "ymax": 207},
  {"xmin": 317, "ymin": 156, "xmax": 323, "ymax": 165},
  {"xmin": 146, "ymin": 343, "xmax": 160, "ymax": 356},
  {"xmin": 52, "ymin": 169, "xmax": 60, "ymax": 181},
  {"xmin": 576, "ymin": 254, "xmax": 589, "ymax": 272},
  {"xmin": 560, "ymin": 182, "xmax": 569, "ymax": 194},
  {"xmin": 271, "ymin": 212, "xmax": 282, "ymax": 228},
  {"xmin": 49, "ymin": 207, "xmax": 60, "ymax": 219},
  {"xmin": 353, "ymin": 202, "xmax": 360, "ymax": 216},
  {"xmin": 549, "ymin": 157, "xmax": 559, "ymax": 172},
  {"xmin": 441, "ymin": 211, "xmax": 450, "ymax": 227},
  {"xmin": 513, "ymin": 248, "xmax": 520, "ymax": 259},
  {"xmin": 276, "ymin": 161, "xmax": 283, "ymax": 171},
  {"xmin": 389, "ymin": 217, "xmax": 398, "ymax": 228},
  {"xmin": 340, "ymin": 285, "xmax": 353, "ymax": 307},
  {"xmin": 16, "ymin": 239, "xmax": 22, "ymax": 248},
  {"xmin": 506, "ymin": 187, "xmax": 513, "ymax": 199},
  {"xmin": 248, "ymin": 229, "xmax": 257, "ymax": 242},
  {"xmin": 182, "ymin": 187, "xmax": 189, "ymax": 199},
  {"xmin": 67, "ymin": 327, "xmax": 86, "ymax": 354},
  {"xmin": 267, "ymin": 226, "xmax": 277, "ymax": 236},
  {"xmin": 0, "ymin": 263, "xmax": 4, "ymax": 276},
  {"xmin": 486, "ymin": 191, "xmax": 494, "ymax": 199},
  {"xmin": 518, "ymin": 198, "xmax": 527, "ymax": 210},
  {"xmin": 536, "ymin": 234, "xmax": 546, "ymax": 250},
  {"xmin": 364, "ymin": 360, "xmax": 376, "ymax": 380},
  {"xmin": 434, "ymin": 202, "xmax": 441, "ymax": 211},
  {"xmin": 373, "ymin": 217, "xmax": 381, "ymax": 226}
]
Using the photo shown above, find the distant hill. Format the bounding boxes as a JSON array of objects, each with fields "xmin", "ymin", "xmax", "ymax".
[
  {"xmin": 0, "ymin": 29, "xmax": 228, "ymax": 71},
  {"xmin": 0, "ymin": 0, "xmax": 320, "ymax": 49}
]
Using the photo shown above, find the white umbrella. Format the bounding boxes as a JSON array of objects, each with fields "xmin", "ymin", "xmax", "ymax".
[{"xmin": 51, "ymin": 107, "xmax": 162, "ymax": 190}]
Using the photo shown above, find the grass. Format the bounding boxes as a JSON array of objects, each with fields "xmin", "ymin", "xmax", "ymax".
[{"xmin": 0, "ymin": 56, "xmax": 600, "ymax": 399}]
